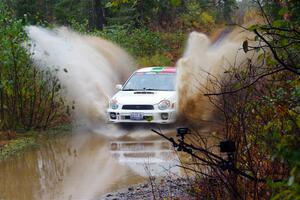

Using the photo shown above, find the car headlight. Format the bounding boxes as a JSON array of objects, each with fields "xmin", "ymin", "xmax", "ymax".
[
  {"xmin": 110, "ymin": 99, "xmax": 119, "ymax": 110},
  {"xmin": 158, "ymin": 100, "xmax": 170, "ymax": 110}
]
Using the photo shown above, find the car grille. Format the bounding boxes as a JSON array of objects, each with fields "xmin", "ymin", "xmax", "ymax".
[{"xmin": 122, "ymin": 105, "xmax": 154, "ymax": 110}]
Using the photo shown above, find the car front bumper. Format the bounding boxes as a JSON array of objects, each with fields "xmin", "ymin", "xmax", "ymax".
[{"xmin": 107, "ymin": 108, "xmax": 176, "ymax": 124}]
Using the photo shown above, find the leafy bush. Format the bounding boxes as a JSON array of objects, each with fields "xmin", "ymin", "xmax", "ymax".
[
  {"xmin": 199, "ymin": 12, "xmax": 215, "ymax": 29},
  {"xmin": 180, "ymin": 1, "xmax": 202, "ymax": 28},
  {"xmin": 0, "ymin": 3, "xmax": 67, "ymax": 131},
  {"xmin": 179, "ymin": 1, "xmax": 216, "ymax": 31},
  {"xmin": 250, "ymin": 5, "xmax": 300, "ymax": 198},
  {"xmin": 95, "ymin": 26, "xmax": 169, "ymax": 58},
  {"xmin": 137, "ymin": 53, "xmax": 172, "ymax": 67},
  {"xmin": 263, "ymin": 80, "xmax": 300, "ymax": 200},
  {"xmin": 69, "ymin": 18, "xmax": 89, "ymax": 33}
]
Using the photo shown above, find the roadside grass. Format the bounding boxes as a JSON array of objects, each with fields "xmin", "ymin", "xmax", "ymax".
[
  {"xmin": 0, "ymin": 136, "xmax": 36, "ymax": 160},
  {"xmin": 0, "ymin": 125, "xmax": 72, "ymax": 160}
]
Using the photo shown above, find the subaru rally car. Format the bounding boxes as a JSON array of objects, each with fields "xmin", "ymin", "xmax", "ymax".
[{"xmin": 107, "ymin": 66, "xmax": 177, "ymax": 124}]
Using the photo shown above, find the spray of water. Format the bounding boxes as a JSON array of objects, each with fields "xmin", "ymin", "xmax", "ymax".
[
  {"xmin": 26, "ymin": 26, "xmax": 135, "ymax": 127},
  {"xmin": 176, "ymin": 29, "xmax": 255, "ymax": 124}
]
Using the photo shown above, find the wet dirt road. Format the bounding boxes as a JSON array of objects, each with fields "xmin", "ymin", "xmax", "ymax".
[{"xmin": 0, "ymin": 125, "xmax": 180, "ymax": 200}]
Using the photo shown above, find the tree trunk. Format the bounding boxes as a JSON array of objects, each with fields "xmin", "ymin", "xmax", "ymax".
[
  {"xmin": 0, "ymin": 63, "xmax": 4, "ymax": 129},
  {"xmin": 93, "ymin": 0, "xmax": 105, "ymax": 30}
]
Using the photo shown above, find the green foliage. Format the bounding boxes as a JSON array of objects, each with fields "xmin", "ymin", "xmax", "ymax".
[
  {"xmin": 257, "ymin": 1, "xmax": 300, "ymax": 74},
  {"xmin": 200, "ymin": 12, "xmax": 215, "ymax": 25},
  {"xmin": 220, "ymin": 0, "xmax": 237, "ymax": 23},
  {"xmin": 0, "ymin": 2, "xmax": 66, "ymax": 131},
  {"xmin": 54, "ymin": 0, "xmax": 88, "ymax": 25},
  {"xmin": 247, "ymin": 78, "xmax": 300, "ymax": 199},
  {"xmin": 105, "ymin": 2, "xmax": 139, "ymax": 28},
  {"xmin": 137, "ymin": 53, "xmax": 172, "ymax": 67},
  {"xmin": 7, "ymin": 0, "xmax": 231, "ymax": 31},
  {"xmin": 95, "ymin": 26, "xmax": 168, "ymax": 57},
  {"xmin": 179, "ymin": 0, "xmax": 218, "ymax": 31},
  {"xmin": 0, "ymin": 137, "xmax": 36, "ymax": 160},
  {"xmin": 95, "ymin": 26, "xmax": 185, "ymax": 65},
  {"xmin": 69, "ymin": 18, "xmax": 90, "ymax": 33},
  {"xmin": 10, "ymin": 0, "xmax": 49, "ymax": 23},
  {"xmin": 219, "ymin": 63, "xmax": 300, "ymax": 199},
  {"xmin": 105, "ymin": 0, "xmax": 182, "ymax": 29},
  {"xmin": 246, "ymin": 4, "xmax": 300, "ymax": 197},
  {"xmin": 180, "ymin": 1, "xmax": 202, "ymax": 28}
]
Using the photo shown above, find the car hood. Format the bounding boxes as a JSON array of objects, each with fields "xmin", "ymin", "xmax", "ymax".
[{"xmin": 112, "ymin": 91, "xmax": 176, "ymax": 105}]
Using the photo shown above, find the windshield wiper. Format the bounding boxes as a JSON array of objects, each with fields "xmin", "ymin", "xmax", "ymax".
[
  {"xmin": 122, "ymin": 89, "xmax": 138, "ymax": 91},
  {"xmin": 144, "ymin": 88, "xmax": 174, "ymax": 91},
  {"xmin": 125, "ymin": 88, "xmax": 157, "ymax": 91},
  {"xmin": 123, "ymin": 88, "xmax": 173, "ymax": 91}
]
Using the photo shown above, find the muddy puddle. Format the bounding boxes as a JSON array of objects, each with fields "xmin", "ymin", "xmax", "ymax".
[{"xmin": 0, "ymin": 126, "xmax": 180, "ymax": 200}]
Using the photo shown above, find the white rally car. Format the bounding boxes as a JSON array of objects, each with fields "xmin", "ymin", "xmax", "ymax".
[{"xmin": 107, "ymin": 66, "xmax": 177, "ymax": 124}]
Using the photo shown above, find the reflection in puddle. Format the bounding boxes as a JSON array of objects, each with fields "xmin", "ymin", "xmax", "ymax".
[
  {"xmin": 0, "ymin": 128, "xmax": 180, "ymax": 200},
  {"xmin": 0, "ymin": 136, "xmax": 70, "ymax": 200},
  {"xmin": 109, "ymin": 140, "xmax": 180, "ymax": 177}
]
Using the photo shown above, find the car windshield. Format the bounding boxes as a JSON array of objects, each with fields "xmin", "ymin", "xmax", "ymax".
[{"xmin": 123, "ymin": 72, "xmax": 176, "ymax": 91}]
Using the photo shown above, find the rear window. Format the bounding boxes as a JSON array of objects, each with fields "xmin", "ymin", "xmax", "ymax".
[{"xmin": 123, "ymin": 72, "xmax": 176, "ymax": 91}]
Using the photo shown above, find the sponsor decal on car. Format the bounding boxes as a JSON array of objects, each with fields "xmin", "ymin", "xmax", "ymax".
[{"xmin": 137, "ymin": 66, "xmax": 176, "ymax": 74}]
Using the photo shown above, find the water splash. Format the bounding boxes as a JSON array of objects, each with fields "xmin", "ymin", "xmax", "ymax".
[
  {"xmin": 176, "ymin": 29, "xmax": 255, "ymax": 124},
  {"xmin": 26, "ymin": 26, "xmax": 135, "ymax": 126}
]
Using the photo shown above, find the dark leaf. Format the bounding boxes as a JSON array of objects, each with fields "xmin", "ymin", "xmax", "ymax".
[{"xmin": 243, "ymin": 40, "xmax": 248, "ymax": 53}]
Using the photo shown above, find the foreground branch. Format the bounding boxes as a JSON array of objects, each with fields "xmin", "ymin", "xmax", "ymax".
[
  {"xmin": 204, "ymin": 67, "xmax": 284, "ymax": 96},
  {"xmin": 151, "ymin": 129, "xmax": 266, "ymax": 182}
]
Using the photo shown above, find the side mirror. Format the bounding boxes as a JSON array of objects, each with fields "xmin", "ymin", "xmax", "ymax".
[{"xmin": 116, "ymin": 84, "xmax": 122, "ymax": 90}]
